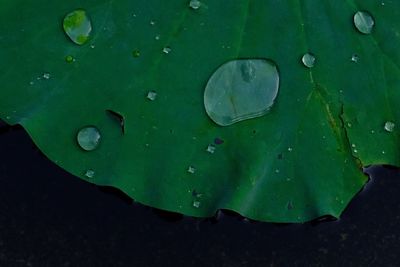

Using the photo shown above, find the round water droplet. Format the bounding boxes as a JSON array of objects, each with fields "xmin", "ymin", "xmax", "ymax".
[
  {"xmin": 354, "ymin": 11, "xmax": 375, "ymax": 35},
  {"xmin": 204, "ymin": 59, "xmax": 279, "ymax": 126},
  {"xmin": 189, "ymin": 0, "xmax": 202, "ymax": 10},
  {"xmin": 132, "ymin": 50, "xmax": 141, "ymax": 58},
  {"xmin": 63, "ymin": 9, "xmax": 92, "ymax": 45},
  {"xmin": 384, "ymin": 121, "xmax": 395, "ymax": 132},
  {"xmin": 302, "ymin": 53, "xmax": 316, "ymax": 68},
  {"xmin": 65, "ymin": 55, "xmax": 75, "ymax": 63},
  {"xmin": 147, "ymin": 91, "xmax": 157, "ymax": 101},
  {"xmin": 77, "ymin": 126, "xmax": 101, "ymax": 151}
]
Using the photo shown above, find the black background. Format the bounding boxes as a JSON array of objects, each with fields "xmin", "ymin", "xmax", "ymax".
[{"xmin": 1, "ymin": 120, "xmax": 399, "ymax": 267}]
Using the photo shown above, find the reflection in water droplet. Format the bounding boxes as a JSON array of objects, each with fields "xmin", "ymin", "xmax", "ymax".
[
  {"xmin": 63, "ymin": 9, "xmax": 92, "ymax": 45},
  {"xmin": 204, "ymin": 59, "xmax": 279, "ymax": 126},
  {"xmin": 187, "ymin": 166, "xmax": 196, "ymax": 174},
  {"xmin": 354, "ymin": 11, "xmax": 375, "ymax": 34},
  {"xmin": 189, "ymin": 0, "xmax": 202, "ymax": 10},
  {"xmin": 384, "ymin": 121, "xmax": 395, "ymax": 132},
  {"xmin": 85, "ymin": 169, "xmax": 95, "ymax": 178},
  {"xmin": 206, "ymin": 144, "xmax": 216, "ymax": 154},
  {"xmin": 302, "ymin": 53, "xmax": 316, "ymax": 68},
  {"xmin": 77, "ymin": 126, "xmax": 101, "ymax": 151},
  {"xmin": 147, "ymin": 91, "xmax": 157, "ymax": 101}
]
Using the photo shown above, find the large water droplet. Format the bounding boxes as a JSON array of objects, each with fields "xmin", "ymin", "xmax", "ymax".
[
  {"xmin": 302, "ymin": 53, "xmax": 316, "ymax": 68},
  {"xmin": 204, "ymin": 59, "xmax": 279, "ymax": 126},
  {"xmin": 354, "ymin": 11, "xmax": 375, "ymax": 34},
  {"xmin": 63, "ymin": 9, "xmax": 92, "ymax": 45},
  {"xmin": 77, "ymin": 126, "xmax": 101, "ymax": 151}
]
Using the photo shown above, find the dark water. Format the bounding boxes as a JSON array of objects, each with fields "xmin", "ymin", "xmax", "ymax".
[{"xmin": 1, "ymin": 121, "xmax": 400, "ymax": 267}]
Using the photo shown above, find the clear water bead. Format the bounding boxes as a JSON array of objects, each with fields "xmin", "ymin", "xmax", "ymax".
[
  {"xmin": 77, "ymin": 126, "xmax": 101, "ymax": 151},
  {"xmin": 354, "ymin": 11, "xmax": 375, "ymax": 34},
  {"xmin": 302, "ymin": 53, "xmax": 316, "ymax": 68},
  {"xmin": 65, "ymin": 55, "xmax": 75, "ymax": 63},
  {"xmin": 204, "ymin": 59, "xmax": 279, "ymax": 126},
  {"xmin": 384, "ymin": 121, "xmax": 395, "ymax": 132},
  {"xmin": 63, "ymin": 9, "xmax": 92, "ymax": 45}
]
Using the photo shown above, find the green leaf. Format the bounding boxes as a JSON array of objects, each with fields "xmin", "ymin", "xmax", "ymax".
[{"xmin": 1, "ymin": 0, "xmax": 399, "ymax": 223}]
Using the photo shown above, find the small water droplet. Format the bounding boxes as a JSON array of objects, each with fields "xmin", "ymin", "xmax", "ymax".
[
  {"xmin": 354, "ymin": 11, "xmax": 375, "ymax": 35},
  {"xmin": 85, "ymin": 169, "xmax": 95, "ymax": 178},
  {"xmin": 155, "ymin": 35, "xmax": 160, "ymax": 40},
  {"xmin": 351, "ymin": 144, "xmax": 356, "ymax": 148},
  {"xmin": 287, "ymin": 201, "xmax": 294, "ymax": 210},
  {"xmin": 353, "ymin": 149, "xmax": 358, "ymax": 153},
  {"xmin": 77, "ymin": 126, "xmax": 101, "ymax": 151},
  {"xmin": 147, "ymin": 91, "xmax": 157, "ymax": 101},
  {"xmin": 351, "ymin": 54, "xmax": 359, "ymax": 63},
  {"xmin": 150, "ymin": 20, "xmax": 156, "ymax": 26},
  {"xmin": 187, "ymin": 166, "xmax": 196, "ymax": 174},
  {"xmin": 206, "ymin": 144, "xmax": 216, "ymax": 154},
  {"xmin": 65, "ymin": 55, "xmax": 75, "ymax": 63},
  {"xmin": 302, "ymin": 53, "xmax": 316, "ymax": 68},
  {"xmin": 192, "ymin": 200, "xmax": 201, "ymax": 208},
  {"xmin": 189, "ymin": 0, "xmax": 202, "ymax": 10},
  {"xmin": 275, "ymin": 169, "xmax": 280, "ymax": 174},
  {"xmin": 42, "ymin": 72, "xmax": 51, "ymax": 80},
  {"xmin": 90, "ymin": 44, "xmax": 95, "ymax": 49},
  {"xmin": 384, "ymin": 121, "xmax": 395, "ymax": 132},
  {"xmin": 132, "ymin": 50, "xmax": 141, "ymax": 58},
  {"xmin": 162, "ymin": 47, "xmax": 172, "ymax": 54},
  {"xmin": 288, "ymin": 147, "xmax": 293, "ymax": 152},
  {"xmin": 204, "ymin": 59, "xmax": 279, "ymax": 126},
  {"xmin": 63, "ymin": 9, "xmax": 92, "ymax": 45}
]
